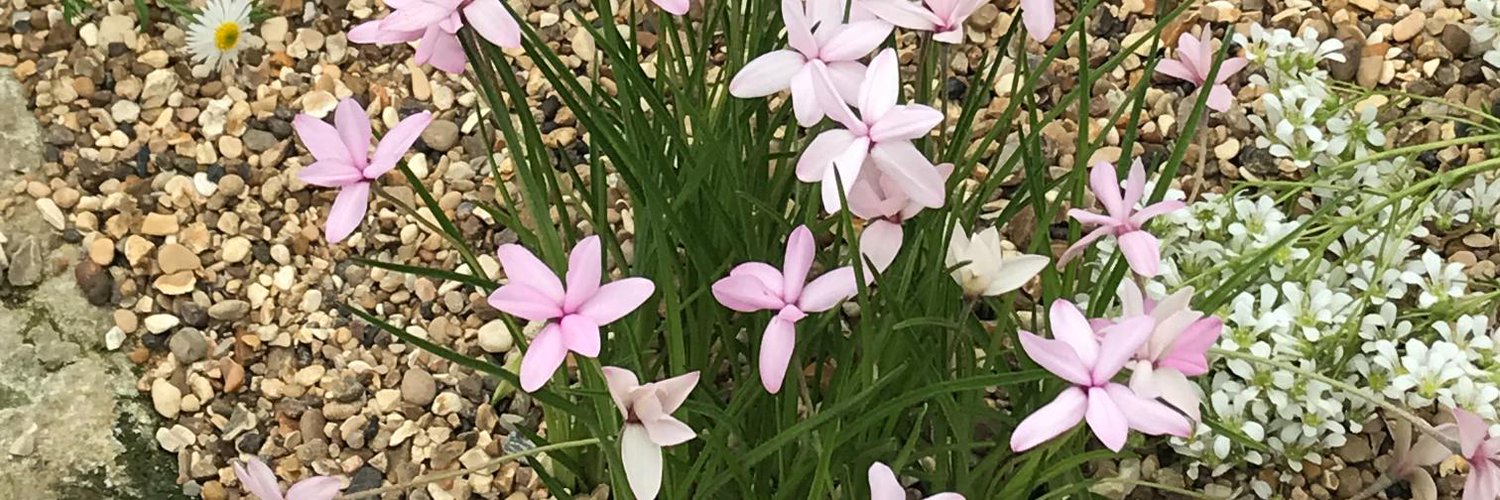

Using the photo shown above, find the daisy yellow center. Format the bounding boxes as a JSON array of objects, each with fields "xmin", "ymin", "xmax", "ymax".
[{"xmin": 213, "ymin": 22, "xmax": 241, "ymax": 51}]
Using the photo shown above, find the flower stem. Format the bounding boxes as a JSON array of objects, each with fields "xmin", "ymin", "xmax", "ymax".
[
  {"xmin": 1189, "ymin": 121, "xmax": 1209, "ymax": 202},
  {"xmin": 1350, "ymin": 472, "xmax": 1401, "ymax": 500},
  {"xmin": 336, "ymin": 438, "xmax": 602, "ymax": 499}
]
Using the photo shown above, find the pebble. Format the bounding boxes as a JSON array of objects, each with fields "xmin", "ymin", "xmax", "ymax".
[
  {"xmin": 35, "ymin": 198, "xmax": 65, "ymax": 230},
  {"xmin": 150, "ymin": 379, "xmax": 183, "ymax": 419},
  {"xmin": 140, "ymin": 213, "xmax": 180, "ymax": 236},
  {"xmin": 478, "ymin": 320, "xmax": 514, "ymax": 353},
  {"xmin": 169, "ymin": 328, "xmax": 209, "ymax": 363},
  {"xmin": 155, "ymin": 425, "xmax": 196, "ymax": 452},
  {"xmin": 157, "ymin": 243, "xmax": 201, "ymax": 274},
  {"xmin": 401, "ymin": 368, "xmax": 437, "ymax": 406},
  {"xmin": 432, "ymin": 392, "xmax": 462, "ymax": 416},
  {"xmin": 209, "ymin": 300, "xmax": 251, "ymax": 321},
  {"xmin": 1392, "ymin": 12, "xmax": 1425, "ymax": 43},
  {"xmin": 222, "ymin": 359, "xmax": 246, "ymax": 393},
  {"xmin": 104, "ymin": 327, "xmax": 126, "ymax": 350},
  {"xmin": 144, "ymin": 314, "xmax": 181, "ymax": 333},
  {"xmin": 7, "ymin": 424, "xmax": 37, "ymax": 457},
  {"xmin": 153, "ymin": 271, "xmax": 196, "ymax": 295},
  {"xmin": 421, "ymin": 120, "xmax": 460, "ymax": 151},
  {"xmin": 88, "ymin": 238, "xmax": 115, "ymax": 265}
]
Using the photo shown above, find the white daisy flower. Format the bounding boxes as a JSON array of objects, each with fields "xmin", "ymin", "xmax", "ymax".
[{"xmin": 186, "ymin": 0, "xmax": 255, "ymax": 72}]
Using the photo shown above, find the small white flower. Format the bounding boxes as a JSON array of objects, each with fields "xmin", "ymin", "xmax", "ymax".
[
  {"xmin": 186, "ymin": 0, "xmax": 256, "ymax": 72},
  {"xmin": 944, "ymin": 225, "xmax": 1049, "ymax": 298},
  {"xmin": 1399, "ymin": 251, "xmax": 1469, "ymax": 308}
]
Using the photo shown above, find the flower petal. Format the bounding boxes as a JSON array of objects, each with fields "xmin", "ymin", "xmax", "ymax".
[
  {"xmin": 790, "ymin": 66, "xmax": 825, "ymax": 127},
  {"xmin": 293, "ymin": 114, "xmax": 354, "ymax": 165},
  {"xmin": 366, "ymin": 110, "xmax": 433, "ymax": 178},
  {"xmin": 235, "ymin": 458, "xmax": 287, "ymax": 500},
  {"xmin": 868, "ymin": 105, "xmax": 942, "ymax": 144},
  {"xmin": 563, "ymin": 236, "xmax": 603, "ymax": 312},
  {"xmin": 1123, "ymin": 158, "xmax": 1146, "ymax": 210},
  {"xmin": 808, "ymin": 62, "xmax": 864, "ymax": 130},
  {"xmin": 1085, "ymin": 386, "xmax": 1130, "ymax": 451},
  {"xmin": 333, "ymin": 99, "xmax": 372, "ymax": 167},
  {"xmin": 381, "ymin": 2, "xmax": 457, "ymax": 33},
  {"xmin": 1088, "ymin": 161, "xmax": 1127, "ymax": 219},
  {"xmin": 1155, "ymin": 58, "xmax": 1198, "ymax": 84},
  {"xmin": 1129, "ymin": 200, "xmax": 1186, "ymax": 226},
  {"xmin": 621, "ymin": 423, "xmax": 664, "ymax": 500},
  {"xmin": 487, "ymin": 284, "xmax": 565, "ymax": 321},
  {"xmin": 1017, "ymin": 331, "xmax": 1091, "ymax": 386},
  {"xmin": 797, "ymin": 129, "xmax": 858, "ymax": 183},
  {"xmin": 577, "ymin": 278, "xmax": 655, "ymax": 325},
  {"xmin": 1104, "ymin": 383, "xmax": 1191, "ymax": 436},
  {"xmin": 1048, "ymin": 300, "xmax": 1100, "ymax": 367},
  {"xmin": 782, "ymin": 0, "xmax": 817, "ymax": 55},
  {"xmin": 654, "ymin": 371, "xmax": 700, "ymax": 414},
  {"xmin": 981, "ymin": 254, "xmax": 1049, "ymax": 296},
  {"xmin": 818, "ymin": 20, "xmax": 893, "ymax": 62},
  {"xmin": 858, "ymin": 49, "xmax": 899, "ymax": 120},
  {"xmin": 819, "ymin": 137, "xmax": 870, "ymax": 213},
  {"xmin": 1055, "ymin": 225, "xmax": 1111, "ymax": 268},
  {"xmin": 868, "ymin": 462, "xmax": 906, "ymax": 500},
  {"xmin": 285, "ymin": 476, "xmax": 343, "ymax": 500},
  {"xmin": 642, "ymin": 415, "xmax": 697, "ymax": 446},
  {"xmin": 462, "ymin": 0, "xmax": 522, "ymax": 48},
  {"xmin": 520, "ymin": 324, "xmax": 567, "ymax": 392},
  {"xmin": 712, "ymin": 275, "xmax": 785, "ymax": 312},
  {"xmin": 298, "ymin": 160, "xmax": 365, "ymax": 188},
  {"xmin": 1206, "ymin": 84, "xmax": 1233, "ymax": 112},
  {"xmin": 824, "ymin": 61, "xmax": 867, "ymax": 104},
  {"xmin": 1159, "ymin": 317, "xmax": 1221, "ymax": 376},
  {"xmin": 1010, "ymin": 386, "xmax": 1086, "ymax": 452},
  {"xmin": 759, "ymin": 317, "xmax": 798, "ymax": 393},
  {"xmin": 870, "ymin": 141, "xmax": 945, "ymax": 208},
  {"xmin": 560, "ymin": 314, "xmax": 601, "ymax": 357},
  {"xmin": 797, "ymin": 267, "xmax": 857, "ymax": 312},
  {"xmin": 601, "ymin": 366, "xmax": 640, "ymax": 418},
  {"xmin": 348, "ymin": 20, "xmax": 421, "ymax": 44},
  {"xmin": 496, "ymin": 244, "xmax": 565, "ymax": 303},
  {"xmin": 1215, "ymin": 57, "xmax": 1249, "ymax": 84},
  {"xmin": 730, "ymin": 262, "xmax": 785, "ymax": 296},
  {"xmin": 1454, "ymin": 408, "xmax": 1489, "ymax": 458},
  {"xmin": 415, "ymin": 27, "xmax": 467, "ymax": 74},
  {"xmin": 652, "ymin": 0, "xmax": 690, "ymax": 14},
  {"xmin": 730, "ymin": 50, "xmax": 806, "ymax": 97},
  {"xmin": 781, "ymin": 225, "xmax": 816, "ymax": 303},
  {"xmin": 324, "ymin": 181, "xmax": 370, "ymax": 243},
  {"xmin": 1117, "ymin": 230, "xmax": 1163, "ymax": 277},
  {"xmin": 1019, "ymin": 0, "xmax": 1054, "ymax": 42},
  {"xmin": 860, "ymin": 219, "xmax": 903, "ymax": 280},
  {"xmin": 861, "ymin": 0, "xmax": 941, "ymax": 30},
  {"xmin": 1092, "ymin": 315, "xmax": 1155, "ymax": 381}
]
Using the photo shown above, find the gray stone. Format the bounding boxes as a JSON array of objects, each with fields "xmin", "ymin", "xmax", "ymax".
[
  {"xmin": 168, "ymin": 328, "xmax": 209, "ymax": 363},
  {"xmin": 207, "ymin": 300, "xmax": 250, "ymax": 321},
  {"xmin": 0, "ymin": 72, "xmax": 42, "ymax": 186},
  {"xmin": 420, "ymin": 120, "xmax": 459, "ymax": 151},
  {"xmin": 400, "ymin": 368, "xmax": 436, "ymax": 406}
]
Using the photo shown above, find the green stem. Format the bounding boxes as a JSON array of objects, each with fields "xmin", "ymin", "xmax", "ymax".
[
  {"xmin": 336, "ymin": 438, "xmax": 602, "ymax": 499},
  {"xmin": 372, "ymin": 184, "xmax": 485, "ymax": 277}
]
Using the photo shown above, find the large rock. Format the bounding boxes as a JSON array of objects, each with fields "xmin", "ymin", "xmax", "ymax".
[{"xmin": 0, "ymin": 71, "xmax": 41, "ymax": 187}]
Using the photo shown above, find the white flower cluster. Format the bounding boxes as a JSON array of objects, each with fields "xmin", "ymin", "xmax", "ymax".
[
  {"xmin": 1141, "ymin": 24, "xmax": 1500, "ymax": 491},
  {"xmin": 1467, "ymin": 0, "xmax": 1500, "ymax": 67}
]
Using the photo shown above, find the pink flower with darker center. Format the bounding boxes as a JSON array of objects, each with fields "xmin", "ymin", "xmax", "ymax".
[
  {"xmin": 729, "ymin": 0, "xmax": 892, "ymax": 127},
  {"xmin": 1109, "ymin": 281, "xmax": 1221, "ymax": 421},
  {"xmin": 1156, "ymin": 25, "xmax": 1248, "ymax": 113},
  {"xmin": 348, "ymin": 0, "xmax": 522, "ymax": 74},
  {"xmin": 294, "ymin": 98, "xmax": 432, "ymax": 243},
  {"xmin": 1010, "ymin": 300, "xmax": 1191, "ymax": 453},
  {"xmin": 1058, "ymin": 159, "xmax": 1185, "ymax": 277},
  {"xmin": 711, "ymin": 225, "xmax": 858, "ymax": 393},
  {"xmin": 486, "ymin": 236, "xmax": 655, "ymax": 392},
  {"xmin": 602, "ymin": 367, "xmax": 699, "ymax": 500},
  {"xmin": 1451, "ymin": 408, "xmax": 1500, "ymax": 500},
  {"xmin": 847, "ymin": 163, "xmax": 952, "ymax": 280},
  {"xmin": 861, "ymin": 0, "xmax": 984, "ymax": 44}
]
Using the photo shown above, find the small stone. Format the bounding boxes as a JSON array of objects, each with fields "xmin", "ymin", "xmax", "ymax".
[
  {"xmin": 105, "ymin": 326, "xmax": 126, "ymax": 350},
  {"xmin": 35, "ymin": 198, "xmax": 65, "ymax": 230},
  {"xmin": 1214, "ymin": 137, "xmax": 1240, "ymax": 160},
  {"xmin": 209, "ymin": 300, "xmax": 251, "ymax": 321},
  {"xmin": 293, "ymin": 365, "xmax": 326, "ymax": 387},
  {"xmin": 1391, "ymin": 12, "xmax": 1425, "ymax": 43},
  {"xmin": 301, "ymin": 90, "xmax": 338, "ymax": 117},
  {"xmin": 140, "ymin": 213, "xmax": 180, "ymax": 236},
  {"xmin": 401, "ymin": 368, "xmax": 437, "ymax": 406},
  {"xmin": 151, "ymin": 379, "xmax": 183, "ymax": 418},
  {"xmin": 7, "ymin": 424, "xmax": 37, "ymax": 456},
  {"xmin": 88, "ymin": 237, "xmax": 115, "ymax": 265},
  {"xmin": 433, "ymin": 392, "xmax": 462, "ymax": 416},
  {"xmin": 124, "ymin": 235, "xmax": 155, "ymax": 264},
  {"xmin": 478, "ymin": 320, "xmax": 513, "ymax": 353},
  {"xmin": 222, "ymin": 359, "xmax": 246, "ymax": 393},
  {"xmin": 144, "ymin": 314, "xmax": 181, "ymax": 333},
  {"xmin": 155, "ymin": 425, "xmax": 196, "ymax": 452},
  {"xmin": 421, "ymin": 120, "xmax": 460, "ymax": 151},
  {"xmin": 169, "ymin": 328, "xmax": 209, "ymax": 363},
  {"xmin": 157, "ymin": 243, "xmax": 201, "ymax": 273},
  {"xmin": 222, "ymin": 237, "xmax": 252, "ymax": 263},
  {"xmin": 1463, "ymin": 233, "xmax": 1494, "ymax": 248},
  {"xmin": 153, "ymin": 271, "xmax": 197, "ymax": 295},
  {"xmin": 111, "ymin": 100, "xmax": 141, "ymax": 123},
  {"xmin": 1442, "ymin": 25, "xmax": 1471, "ymax": 56}
]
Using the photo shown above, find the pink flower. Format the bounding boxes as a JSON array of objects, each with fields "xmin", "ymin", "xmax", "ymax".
[
  {"xmin": 1019, "ymin": 0, "xmax": 1053, "ymax": 42},
  {"xmin": 1009, "ymin": 300, "xmax": 1191, "ymax": 452},
  {"xmin": 797, "ymin": 48, "xmax": 946, "ymax": 213},
  {"xmin": 1452, "ymin": 408, "xmax": 1500, "ymax": 500},
  {"xmin": 868, "ymin": 462, "xmax": 964, "ymax": 500},
  {"xmin": 602, "ymin": 367, "xmax": 699, "ymax": 500},
  {"xmin": 294, "ymin": 98, "xmax": 432, "ymax": 243},
  {"xmin": 652, "ymin": 0, "xmax": 690, "ymax": 15},
  {"xmin": 711, "ymin": 225, "xmax": 858, "ymax": 393},
  {"xmin": 233, "ymin": 457, "xmax": 342, "ymax": 500},
  {"xmin": 486, "ymin": 236, "xmax": 655, "ymax": 392},
  {"xmin": 861, "ymin": 0, "xmax": 983, "ymax": 44},
  {"xmin": 1058, "ymin": 159, "xmax": 1185, "ymax": 277},
  {"xmin": 1156, "ymin": 26, "xmax": 1248, "ymax": 113},
  {"xmin": 729, "ymin": 0, "xmax": 892, "ymax": 127},
  {"xmin": 1112, "ymin": 282, "xmax": 1220, "ymax": 421},
  {"xmin": 1387, "ymin": 418, "xmax": 1453, "ymax": 500},
  {"xmin": 348, "ymin": 0, "xmax": 522, "ymax": 74},
  {"xmin": 847, "ymin": 163, "xmax": 953, "ymax": 279}
]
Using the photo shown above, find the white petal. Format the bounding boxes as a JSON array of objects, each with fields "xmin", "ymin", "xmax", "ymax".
[{"xmin": 621, "ymin": 424, "xmax": 663, "ymax": 500}]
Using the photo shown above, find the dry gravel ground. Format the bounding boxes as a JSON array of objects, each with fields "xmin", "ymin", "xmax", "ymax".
[{"xmin": 0, "ymin": 0, "xmax": 1496, "ymax": 498}]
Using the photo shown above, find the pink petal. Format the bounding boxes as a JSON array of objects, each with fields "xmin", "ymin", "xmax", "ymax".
[
  {"xmin": 325, "ymin": 181, "xmax": 371, "ymax": 243},
  {"xmin": 860, "ymin": 219, "xmax": 903, "ymax": 280},
  {"xmin": 1055, "ymin": 225, "xmax": 1111, "ymax": 267},
  {"xmin": 1117, "ymin": 230, "xmax": 1163, "ymax": 277},
  {"xmin": 982, "ymin": 254, "xmax": 1049, "ymax": 296},
  {"xmin": 861, "ymin": 0, "xmax": 941, "ymax": 30},
  {"xmin": 520, "ymin": 324, "xmax": 567, "ymax": 392},
  {"xmin": 730, "ymin": 50, "xmax": 806, "ymax": 97},
  {"xmin": 1048, "ymin": 300, "xmax": 1100, "ymax": 367},
  {"xmin": 366, "ymin": 110, "xmax": 433, "ymax": 178},
  {"xmin": 1155, "ymin": 58, "xmax": 1199, "ymax": 84},
  {"xmin": 497, "ymin": 244, "xmax": 565, "ymax": 303},
  {"xmin": 797, "ymin": 129, "xmax": 858, "ymax": 183},
  {"xmin": 946, "ymin": 0, "xmax": 985, "ymax": 22},
  {"xmin": 932, "ymin": 27, "xmax": 964, "ymax": 44},
  {"xmin": 1175, "ymin": 32, "xmax": 1204, "ymax": 77},
  {"xmin": 577, "ymin": 278, "xmax": 655, "ymax": 324},
  {"xmin": 1142, "ymin": 368, "xmax": 1203, "ymax": 421},
  {"xmin": 651, "ymin": 0, "xmax": 690, "ymax": 14},
  {"xmin": 293, "ymin": 114, "xmax": 354, "ymax": 165},
  {"xmin": 560, "ymin": 314, "xmax": 601, "ymax": 357},
  {"xmin": 563, "ymin": 236, "xmax": 603, "ymax": 312},
  {"xmin": 285, "ymin": 476, "xmax": 343, "ymax": 500},
  {"xmin": 759, "ymin": 317, "xmax": 798, "ymax": 393},
  {"xmin": 1454, "ymin": 408, "xmax": 1490, "ymax": 458},
  {"xmin": 1159, "ymin": 317, "xmax": 1221, "ymax": 376},
  {"xmin": 415, "ymin": 27, "xmax": 468, "ymax": 74},
  {"xmin": 1085, "ymin": 387, "xmax": 1130, "ymax": 451},
  {"xmin": 1017, "ymin": 331, "xmax": 1091, "ymax": 386},
  {"xmin": 347, "ymin": 20, "xmax": 421, "ymax": 44},
  {"xmin": 712, "ymin": 275, "xmax": 785, "ymax": 312},
  {"xmin": 1464, "ymin": 462, "xmax": 1500, "ymax": 500},
  {"xmin": 1104, "ymin": 383, "xmax": 1191, "ymax": 436},
  {"xmin": 333, "ymin": 99, "xmax": 372, "ymax": 168},
  {"xmin": 782, "ymin": 0, "xmax": 817, "ymax": 56},
  {"xmin": 1019, "ymin": 0, "xmax": 1054, "ymax": 42},
  {"xmin": 781, "ymin": 226, "xmax": 816, "ymax": 303},
  {"xmin": 653, "ymin": 371, "xmax": 700, "ymax": 414},
  {"xmin": 1215, "ymin": 57, "xmax": 1249, "ymax": 84},
  {"xmin": 898, "ymin": 162, "xmax": 952, "ymax": 219},
  {"xmin": 381, "ymin": 2, "xmax": 457, "ymax": 33},
  {"xmin": 730, "ymin": 262, "xmax": 785, "ymax": 296},
  {"xmin": 1088, "ymin": 161, "xmax": 1127, "ymax": 219},
  {"xmin": 620, "ymin": 424, "xmax": 664, "ymax": 500},
  {"xmin": 1129, "ymin": 200, "xmax": 1186, "ymax": 226},
  {"xmin": 487, "ymin": 284, "xmax": 565, "ymax": 321},
  {"xmin": 824, "ymin": 61, "xmax": 867, "ymax": 105},
  {"xmin": 1123, "ymin": 158, "xmax": 1146, "ymax": 210},
  {"xmin": 868, "ymin": 462, "xmax": 905, "ymax": 500},
  {"xmin": 818, "ymin": 136, "xmax": 870, "ymax": 213},
  {"xmin": 925, "ymin": 494, "xmax": 965, "ymax": 500},
  {"xmin": 1067, "ymin": 208, "xmax": 1117, "ymax": 227},
  {"xmin": 462, "ymin": 0, "xmax": 522, "ymax": 48},
  {"xmin": 235, "ymin": 458, "xmax": 287, "ymax": 500},
  {"xmin": 601, "ymin": 366, "xmax": 640, "ymax": 418},
  {"xmin": 1206, "ymin": 84, "xmax": 1233, "ymax": 112},
  {"xmin": 818, "ymin": 20, "xmax": 894, "ymax": 62},
  {"xmin": 641, "ymin": 415, "xmax": 697, "ymax": 446},
  {"xmin": 868, "ymin": 105, "xmax": 943, "ymax": 143},
  {"xmin": 870, "ymin": 141, "xmax": 944, "ymax": 208},
  {"xmin": 1091, "ymin": 315, "xmax": 1155, "ymax": 381},
  {"xmin": 1010, "ymin": 386, "xmax": 1086, "ymax": 452},
  {"xmin": 298, "ymin": 160, "xmax": 365, "ymax": 188},
  {"xmin": 797, "ymin": 267, "xmax": 857, "ymax": 312},
  {"xmin": 790, "ymin": 66, "xmax": 825, "ymax": 127},
  {"xmin": 808, "ymin": 62, "xmax": 864, "ymax": 131},
  {"xmin": 1196, "ymin": 29, "xmax": 1214, "ymax": 81},
  {"xmin": 858, "ymin": 49, "xmax": 899, "ymax": 121}
]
